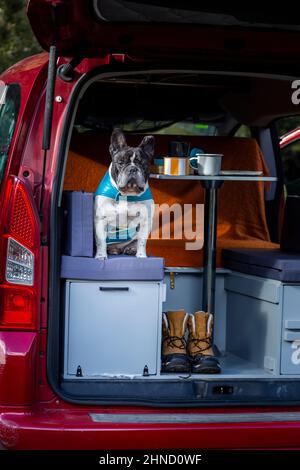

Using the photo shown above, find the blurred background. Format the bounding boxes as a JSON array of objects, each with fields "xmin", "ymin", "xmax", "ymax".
[{"xmin": 0, "ymin": 0, "xmax": 41, "ymax": 73}]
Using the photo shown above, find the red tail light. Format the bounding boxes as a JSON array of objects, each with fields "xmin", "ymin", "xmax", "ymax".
[
  {"xmin": 9, "ymin": 182, "xmax": 36, "ymax": 248},
  {"xmin": 0, "ymin": 176, "xmax": 40, "ymax": 330},
  {"xmin": 0, "ymin": 285, "xmax": 36, "ymax": 328}
]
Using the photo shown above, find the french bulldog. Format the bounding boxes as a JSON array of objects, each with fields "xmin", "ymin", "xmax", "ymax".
[{"xmin": 94, "ymin": 129, "xmax": 155, "ymax": 259}]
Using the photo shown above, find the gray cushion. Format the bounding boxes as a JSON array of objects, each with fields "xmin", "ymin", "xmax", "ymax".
[
  {"xmin": 61, "ymin": 255, "xmax": 164, "ymax": 281},
  {"xmin": 63, "ymin": 191, "xmax": 94, "ymax": 257},
  {"xmin": 223, "ymin": 248, "xmax": 300, "ymax": 282}
]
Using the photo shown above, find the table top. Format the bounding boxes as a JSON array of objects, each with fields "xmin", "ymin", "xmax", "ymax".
[{"xmin": 150, "ymin": 174, "xmax": 277, "ymax": 182}]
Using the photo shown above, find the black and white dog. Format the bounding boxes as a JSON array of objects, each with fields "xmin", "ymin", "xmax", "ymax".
[{"xmin": 94, "ymin": 129, "xmax": 155, "ymax": 259}]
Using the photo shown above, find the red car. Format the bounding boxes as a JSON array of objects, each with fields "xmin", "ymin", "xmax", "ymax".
[
  {"xmin": 2, "ymin": 1, "xmax": 300, "ymax": 451},
  {"xmin": 280, "ymin": 128, "xmax": 300, "ymax": 149}
]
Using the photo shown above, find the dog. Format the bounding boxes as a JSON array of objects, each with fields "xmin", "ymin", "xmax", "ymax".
[{"xmin": 94, "ymin": 129, "xmax": 155, "ymax": 259}]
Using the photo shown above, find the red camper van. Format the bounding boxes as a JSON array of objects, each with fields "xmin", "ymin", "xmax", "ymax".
[{"xmin": 2, "ymin": 1, "xmax": 300, "ymax": 450}]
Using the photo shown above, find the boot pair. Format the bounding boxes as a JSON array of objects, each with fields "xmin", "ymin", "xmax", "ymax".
[{"xmin": 161, "ymin": 310, "xmax": 221, "ymax": 374}]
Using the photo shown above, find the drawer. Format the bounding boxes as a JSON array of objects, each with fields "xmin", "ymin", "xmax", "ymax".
[
  {"xmin": 281, "ymin": 336, "xmax": 300, "ymax": 375},
  {"xmin": 64, "ymin": 281, "xmax": 162, "ymax": 377},
  {"xmin": 283, "ymin": 285, "xmax": 300, "ymax": 321},
  {"xmin": 225, "ymin": 273, "xmax": 281, "ymax": 304},
  {"xmin": 281, "ymin": 285, "xmax": 300, "ymax": 374}
]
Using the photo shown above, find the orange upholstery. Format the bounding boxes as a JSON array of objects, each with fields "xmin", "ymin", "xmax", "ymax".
[{"xmin": 64, "ymin": 130, "xmax": 279, "ymax": 267}]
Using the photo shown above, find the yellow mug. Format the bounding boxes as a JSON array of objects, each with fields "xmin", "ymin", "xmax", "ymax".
[{"xmin": 163, "ymin": 156, "xmax": 189, "ymax": 176}]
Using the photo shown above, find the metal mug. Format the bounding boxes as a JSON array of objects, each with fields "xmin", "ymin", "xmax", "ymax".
[{"xmin": 189, "ymin": 154, "xmax": 223, "ymax": 176}]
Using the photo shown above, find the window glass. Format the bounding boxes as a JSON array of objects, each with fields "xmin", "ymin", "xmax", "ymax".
[
  {"xmin": 75, "ymin": 120, "xmax": 218, "ymax": 136},
  {"xmin": 0, "ymin": 84, "xmax": 21, "ymax": 186},
  {"xmin": 234, "ymin": 125, "xmax": 251, "ymax": 138},
  {"xmin": 277, "ymin": 116, "xmax": 300, "ymax": 195}
]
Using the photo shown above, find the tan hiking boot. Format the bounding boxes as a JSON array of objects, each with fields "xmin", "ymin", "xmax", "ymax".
[
  {"xmin": 161, "ymin": 309, "xmax": 190, "ymax": 373},
  {"xmin": 187, "ymin": 311, "xmax": 221, "ymax": 374}
]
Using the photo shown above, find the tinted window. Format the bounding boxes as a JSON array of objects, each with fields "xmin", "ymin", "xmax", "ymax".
[
  {"xmin": 120, "ymin": 120, "xmax": 217, "ymax": 136},
  {"xmin": 277, "ymin": 116, "xmax": 300, "ymax": 195},
  {"xmin": 0, "ymin": 84, "xmax": 20, "ymax": 186},
  {"xmin": 234, "ymin": 125, "xmax": 251, "ymax": 138},
  {"xmin": 280, "ymin": 140, "xmax": 300, "ymax": 195}
]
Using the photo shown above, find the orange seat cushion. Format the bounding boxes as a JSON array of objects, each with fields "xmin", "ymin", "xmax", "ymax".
[{"xmin": 64, "ymin": 131, "xmax": 279, "ymax": 267}]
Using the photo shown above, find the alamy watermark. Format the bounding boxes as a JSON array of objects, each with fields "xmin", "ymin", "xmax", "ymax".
[
  {"xmin": 110, "ymin": 201, "xmax": 204, "ymax": 251},
  {"xmin": 291, "ymin": 80, "xmax": 300, "ymax": 105}
]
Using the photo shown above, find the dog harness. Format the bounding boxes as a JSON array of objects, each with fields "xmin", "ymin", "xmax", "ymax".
[{"xmin": 95, "ymin": 165, "xmax": 153, "ymax": 245}]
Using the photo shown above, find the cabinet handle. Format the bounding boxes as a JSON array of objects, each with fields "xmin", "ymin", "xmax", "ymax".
[
  {"xmin": 284, "ymin": 331, "xmax": 300, "ymax": 341},
  {"xmin": 99, "ymin": 287, "xmax": 129, "ymax": 292},
  {"xmin": 285, "ymin": 320, "xmax": 300, "ymax": 329}
]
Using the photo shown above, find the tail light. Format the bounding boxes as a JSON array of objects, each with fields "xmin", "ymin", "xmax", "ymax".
[
  {"xmin": 0, "ymin": 176, "xmax": 40, "ymax": 330},
  {"xmin": 6, "ymin": 237, "xmax": 34, "ymax": 285}
]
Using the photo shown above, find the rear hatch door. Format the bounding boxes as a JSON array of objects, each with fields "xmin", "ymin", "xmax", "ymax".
[{"xmin": 27, "ymin": 1, "xmax": 300, "ymax": 69}]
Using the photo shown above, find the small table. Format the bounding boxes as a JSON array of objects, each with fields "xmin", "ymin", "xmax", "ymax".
[{"xmin": 150, "ymin": 173, "xmax": 277, "ymax": 318}]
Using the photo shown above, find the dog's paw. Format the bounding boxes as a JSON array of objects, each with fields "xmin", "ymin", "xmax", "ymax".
[
  {"xmin": 136, "ymin": 252, "xmax": 147, "ymax": 258},
  {"xmin": 95, "ymin": 253, "xmax": 107, "ymax": 261}
]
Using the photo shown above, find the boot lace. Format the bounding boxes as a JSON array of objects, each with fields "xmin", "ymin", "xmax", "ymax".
[
  {"xmin": 163, "ymin": 335, "xmax": 186, "ymax": 351},
  {"xmin": 190, "ymin": 336, "xmax": 211, "ymax": 355}
]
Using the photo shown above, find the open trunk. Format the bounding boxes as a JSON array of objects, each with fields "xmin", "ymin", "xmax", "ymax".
[
  {"xmin": 26, "ymin": 0, "xmax": 300, "ymax": 407},
  {"xmin": 47, "ymin": 66, "xmax": 300, "ymax": 406}
]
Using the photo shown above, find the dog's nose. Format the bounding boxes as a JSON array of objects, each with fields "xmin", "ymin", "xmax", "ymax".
[{"xmin": 129, "ymin": 166, "xmax": 138, "ymax": 174}]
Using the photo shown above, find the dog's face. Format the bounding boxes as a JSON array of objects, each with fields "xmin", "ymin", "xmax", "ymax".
[{"xmin": 109, "ymin": 129, "xmax": 154, "ymax": 195}]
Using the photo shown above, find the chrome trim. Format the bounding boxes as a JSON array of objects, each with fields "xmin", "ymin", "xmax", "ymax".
[{"xmin": 90, "ymin": 412, "xmax": 300, "ymax": 424}]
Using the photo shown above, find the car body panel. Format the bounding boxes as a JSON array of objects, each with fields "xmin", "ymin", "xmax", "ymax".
[
  {"xmin": 0, "ymin": 332, "xmax": 37, "ymax": 405},
  {"xmin": 0, "ymin": 54, "xmax": 49, "ymax": 199},
  {"xmin": 0, "ymin": 9, "xmax": 300, "ymax": 447},
  {"xmin": 2, "ymin": 407, "xmax": 300, "ymax": 450}
]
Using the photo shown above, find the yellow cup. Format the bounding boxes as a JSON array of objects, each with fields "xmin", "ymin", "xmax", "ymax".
[{"xmin": 163, "ymin": 156, "xmax": 189, "ymax": 176}]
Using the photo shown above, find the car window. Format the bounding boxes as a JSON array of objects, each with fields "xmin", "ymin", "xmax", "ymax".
[
  {"xmin": 75, "ymin": 120, "xmax": 218, "ymax": 136},
  {"xmin": 0, "ymin": 84, "xmax": 21, "ymax": 187},
  {"xmin": 280, "ymin": 140, "xmax": 300, "ymax": 195},
  {"xmin": 277, "ymin": 116, "xmax": 300, "ymax": 195},
  {"xmin": 234, "ymin": 125, "xmax": 251, "ymax": 138},
  {"xmin": 121, "ymin": 120, "xmax": 217, "ymax": 136}
]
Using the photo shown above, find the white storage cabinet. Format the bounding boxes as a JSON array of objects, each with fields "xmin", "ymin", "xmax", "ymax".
[{"xmin": 64, "ymin": 280, "xmax": 165, "ymax": 378}]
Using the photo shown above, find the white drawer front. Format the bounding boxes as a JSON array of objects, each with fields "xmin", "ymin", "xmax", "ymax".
[{"xmin": 65, "ymin": 281, "xmax": 161, "ymax": 377}]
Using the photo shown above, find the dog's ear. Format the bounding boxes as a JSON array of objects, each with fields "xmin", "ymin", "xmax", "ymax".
[
  {"xmin": 110, "ymin": 128, "xmax": 127, "ymax": 156},
  {"xmin": 139, "ymin": 135, "xmax": 155, "ymax": 159}
]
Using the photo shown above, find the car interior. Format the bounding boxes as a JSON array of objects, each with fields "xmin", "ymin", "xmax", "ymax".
[{"xmin": 48, "ymin": 69, "xmax": 300, "ymax": 405}]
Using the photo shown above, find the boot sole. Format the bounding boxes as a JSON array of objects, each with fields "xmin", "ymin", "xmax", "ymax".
[
  {"xmin": 161, "ymin": 354, "xmax": 190, "ymax": 373},
  {"xmin": 191, "ymin": 361, "xmax": 221, "ymax": 374},
  {"xmin": 161, "ymin": 365, "xmax": 190, "ymax": 373},
  {"xmin": 190, "ymin": 356, "xmax": 221, "ymax": 374},
  {"xmin": 191, "ymin": 366, "xmax": 221, "ymax": 374}
]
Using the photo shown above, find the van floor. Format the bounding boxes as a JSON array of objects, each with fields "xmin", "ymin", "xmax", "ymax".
[
  {"xmin": 65, "ymin": 353, "xmax": 298, "ymax": 380},
  {"xmin": 161, "ymin": 353, "xmax": 275, "ymax": 379}
]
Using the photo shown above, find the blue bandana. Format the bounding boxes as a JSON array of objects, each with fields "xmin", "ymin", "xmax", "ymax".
[
  {"xmin": 95, "ymin": 165, "xmax": 153, "ymax": 244},
  {"xmin": 95, "ymin": 165, "xmax": 153, "ymax": 202}
]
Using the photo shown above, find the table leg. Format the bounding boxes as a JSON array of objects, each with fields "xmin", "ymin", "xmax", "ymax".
[{"xmin": 201, "ymin": 180, "xmax": 223, "ymax": 315}]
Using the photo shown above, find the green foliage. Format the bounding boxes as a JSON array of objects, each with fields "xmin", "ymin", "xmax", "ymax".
[
  {"xmin": 234, "ymin": 125, "xmax": 251, "ymax": 138},
  {"xmin": 276, "ymin": 116, "xmax": 300, "ymax": 136},
  {"xmin": 0, "ymin": 0, "xmax": 41, "ymax": 73}
]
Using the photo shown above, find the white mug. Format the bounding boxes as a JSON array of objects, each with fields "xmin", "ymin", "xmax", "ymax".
[{"xmin": 189, "ymin": 154, "xmax": 223, "ymax": 176}]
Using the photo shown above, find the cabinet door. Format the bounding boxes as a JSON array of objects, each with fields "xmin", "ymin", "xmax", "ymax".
[
  {"xmin": 281, "ymin": 286, "xmax": 300, "ymax": 375},
  {"xmin": 66, "ymin": 281, "xmax": 160, "ymax": 377}
]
